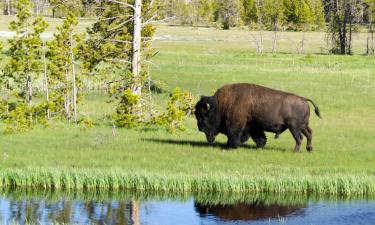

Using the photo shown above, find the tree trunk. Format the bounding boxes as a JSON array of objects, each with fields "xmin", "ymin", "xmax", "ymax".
[
  {"xmin": 42, "ymin": 40, "xmax": 50, "ymax": 119},
  {"xmin": 371, "ymin": 24, "xmax": 375, "ymax": 54},
  {"xmin": 256, "ymin": 0, "xmax": 263, "ymax": 54},
  {"xmin": 300, "ymin": 24, "xmax": 307, "ymax": 54},
  {"xmin": 6, "ymin": 0, "xmax": 11, "ymax": 15},
  {"xmin": 26, "ymin": 75, "xmax": 32, "ymax": 105},
  {"xmin": 65, "ymin": 69, "xmax": 70, "ymax": 118},
  {"xmin": 272, "ymin": 22, "xmax": 278, "ymax": 53},
  {"xmin": 131, "ymin": 0, "xmax": 142, "ymax": 96},
  {"xmin": 348, "ymin": 19, "xmax": 352, "ymax": 55},
  {"xmin": 70, "ymin": 33, "xmax": 78, "ymax": 123}
]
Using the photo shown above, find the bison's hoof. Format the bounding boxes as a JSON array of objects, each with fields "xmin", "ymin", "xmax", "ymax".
[
  {"xmin": 255, "ymin": 138, "xmax": 267, "ymax": 148},
  {"xmin": 307, "ymin": 146, "xmax": 313, "ymax": 152}
]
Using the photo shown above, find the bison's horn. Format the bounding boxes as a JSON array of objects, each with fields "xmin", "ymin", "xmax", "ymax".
[{"xmin": 206, "ymin": 102, "xmax": 210, "ymax": 110}]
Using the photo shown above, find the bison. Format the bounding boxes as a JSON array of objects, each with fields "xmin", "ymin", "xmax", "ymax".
[{"xmin": 194, "ymin": 83, "xmax": 321, "ymax": 151}]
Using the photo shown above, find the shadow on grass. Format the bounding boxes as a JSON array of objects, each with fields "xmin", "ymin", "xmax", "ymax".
[
  {"xmin": 143, "ymin": 138, "xmax": 226, "ymax": 148},
  {"xmin": 143, "ymin": 138, "xmax": 288, "ymax": 152}
]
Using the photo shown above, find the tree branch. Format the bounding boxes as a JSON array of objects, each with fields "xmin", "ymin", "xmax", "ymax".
[
  {"xmin": 106, "ymin": 0, "xmax": 135, "ymax": 10},
  {"xmin": 109, "ymin": 16, "xmax": 135, "ymax": 31},
  {"xmin": 103, "ymin": 39, "xmax": 132, "ymax": 44},
  {"xmin": 142, "ymin": 16, "xmax": 176, "ymax": 27}
]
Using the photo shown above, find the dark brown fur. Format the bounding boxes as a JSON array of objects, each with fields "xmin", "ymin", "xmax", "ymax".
[{"xmin": 194, "ymin": 83, "xmax": 321, "ymax": 151}]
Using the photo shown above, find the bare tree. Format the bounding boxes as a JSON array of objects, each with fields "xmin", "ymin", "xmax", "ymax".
[
  {"xmin": 33, "ymin": 0, "xmax": 49, "ymax": 15},
  {"xmin": 5, "ymin": 0, "xmax": 12, "ymax": 15},
  {"xmin": 254, "ymin": 0, "xmax": 264, "ymax": 53},
  {"xmin": 326, "ymin": 0, "xmax": 364, "ymax": 54},
  {"xmin": 131, "ymin": 0, "xmax": 142, "ymax": 96}
]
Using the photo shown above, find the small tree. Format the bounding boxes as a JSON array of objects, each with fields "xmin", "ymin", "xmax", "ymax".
[
  {"xmin": 1, "ymin": 0, "xmax": 49, "ymax": 132},
  {"xmin": 3, "ymin": 0, "xmax": 48, "ymax": 105},
  {"xmin": 284, "ymin": 0, "xmax": 314, "ymax": 53},
  {"xmin": 242, "ymin": 0, "xmax": 257, "ymax": 25},
  {"xmin": 263, "ymin": 0, "xmax": 285, "ymax": 53},
  {"xmin": 254, "ymin": 0, "xmax": 265, "ymax": 53},
  {"xmin": 215, "ymin": 0, "xmax": 244, "ymax": 29},
  {"xmin": 47, "ymin": 11, "xmax": 82, "ymax": 122}
]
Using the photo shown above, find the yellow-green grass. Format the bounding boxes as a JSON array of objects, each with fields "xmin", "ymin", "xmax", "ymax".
[{"xmin": 1, "ymin": 24, "xmax": 375, "ymax": 195}]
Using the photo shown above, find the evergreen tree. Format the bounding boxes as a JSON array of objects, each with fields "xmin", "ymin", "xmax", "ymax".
[
  {"xmin": 3, "ymin": 0, "xmax": 48, "ymax": 105},
  {"xmin": 242, "ymin": 0, "xmax": 257, "ymax": 25},
  {"xmin": 47, "ymin": 11, "xmax": 82, "ymax": 121},
  {"xmin": 1, "ymin": 0, "xmax": 49, "ymax": 132},
  {"xmin": 81, "ymin": 0, "xmax": 156, "ymax": 127},
  {"xmin": 215, "ymin": 0, "xmax": 244, "ymax": 29},
  {"xmin": 307, "ymin": 0, "xmax": 325, "ymax": 29}
]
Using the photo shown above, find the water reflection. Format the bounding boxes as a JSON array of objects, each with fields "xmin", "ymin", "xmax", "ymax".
[
  {"xmin": 194, "ymin": 202, "xmax": 305, "ymax": 221},
  {"xmin": 0, "ymin": 197, "xmax": 137, "ymax": 225},
  {"xmin": 0, "ymin": 189, "xmax": 374, "ymax": 225}
]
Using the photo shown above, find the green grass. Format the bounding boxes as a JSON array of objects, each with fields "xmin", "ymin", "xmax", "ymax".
[{"xmin": 1, "ymin": 24, "xmax": 375, "ymax": 195}]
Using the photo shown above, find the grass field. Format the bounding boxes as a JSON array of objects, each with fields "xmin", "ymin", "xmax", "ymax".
[{"xmin": 1, "ymin": 20, "xmax": 375, "ymax": 195}]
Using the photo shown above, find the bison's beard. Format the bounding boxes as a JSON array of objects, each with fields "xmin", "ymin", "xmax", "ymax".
[{"xmin": 205, "ymin": 133, "xmax": 216, "ymax": 144}]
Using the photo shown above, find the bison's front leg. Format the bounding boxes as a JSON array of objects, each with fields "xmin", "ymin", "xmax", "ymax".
[
  {"xmin": 250, "ymin": 129, "xmax": 267, "ymax": 148},
  {"xmin": 226, "ymin": 129, "xmax": 243, "ymax": 148}
]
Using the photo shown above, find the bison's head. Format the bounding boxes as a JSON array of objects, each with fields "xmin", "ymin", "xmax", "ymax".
[{"xmin": 194, "ymin": 96, "xmax": 220, "ymax": 144}]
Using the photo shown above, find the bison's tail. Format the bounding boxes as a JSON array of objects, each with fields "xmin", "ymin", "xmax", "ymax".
[{"xmin": 305, "ymin": 98, "xmax": 322, "ymax": 119}]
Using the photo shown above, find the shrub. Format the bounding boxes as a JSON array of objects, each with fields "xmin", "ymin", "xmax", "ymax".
[
  {"xmin": 113, "ymin": 89, "xmax": 141, "ymax": 128},
  {"xmin": 151, "ymin": 87, "xmax": 196, "ymax": 133}
]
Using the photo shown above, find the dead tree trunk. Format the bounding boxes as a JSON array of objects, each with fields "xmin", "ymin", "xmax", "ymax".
[
  {"xmin": 26, "ymin": 75, "xmax": 33, "ymax": 105},
  {"xmin": 272, "ymin": 22, "xmax": 278, "ymax": 53},
  {"xmin": 70, "ymin": 33, "xmax": 77, "ymax": 123},
  {"xmin": 299, "ymin": 24, "xmax": 307, "ymax": 54},
  {"xmin": 131, "ymin": 0, "xmax": 142, "ymax": 96},
  {"xmin": 5, "ymin": 0, "xmax": 11, "ymax": 15},
  {"xmin": 256, "ymin": 0, "xmax": 263, "ymax": 54},
  {"xmin": 42, "ymin": 40, "xmax": 50, "ymax": 119},
  {"xmin": 367, "ymin": 22, "xmax": 374, "ymax": 55},
  {"xmin": 64, "ymin": 68, "xmax": 70, "ymax": 118}
]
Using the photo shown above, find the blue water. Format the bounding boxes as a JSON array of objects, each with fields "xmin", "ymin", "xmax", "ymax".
[{"xmin": 0, "ymin": 194, "xmax": 374, "ymax": 225}]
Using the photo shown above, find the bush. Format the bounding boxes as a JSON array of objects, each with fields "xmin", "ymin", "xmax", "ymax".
[
  {"xmin": 151, "ymin": 87, "xmax": 196, "ymax": 133},
  {"xmin": 113, "ymin": 89, "xmax": 141, "ymax": 128}
]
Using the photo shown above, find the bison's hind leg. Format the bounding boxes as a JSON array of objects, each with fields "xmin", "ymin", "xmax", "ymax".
[
  {"xmin": 301, "ymin": 125, "xmax": 313, "ymax": 152},
  {"xmin": 250, "ymin": 129, "xmax": 267, "ymax": 148},
  {"xmin": 289, "ymin": 126, "xmax": 303, "ymax": 152}
]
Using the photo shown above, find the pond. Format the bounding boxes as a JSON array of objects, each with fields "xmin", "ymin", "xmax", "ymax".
[{"xmin": 0, "ymin": 190, "xmax": 374, "ymax": 225}]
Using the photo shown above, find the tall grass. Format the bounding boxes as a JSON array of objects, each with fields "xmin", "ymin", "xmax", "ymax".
[{"xmin": 0, "ymin": 168, "xmax": 374, "ymax": 196}]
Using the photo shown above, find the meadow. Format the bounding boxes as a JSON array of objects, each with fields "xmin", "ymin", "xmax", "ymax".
[{"xmin": 1, "ymin": 21, "xmax": 375, "ymax": 195}]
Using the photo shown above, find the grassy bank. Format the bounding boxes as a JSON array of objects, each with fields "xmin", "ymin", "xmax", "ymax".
[{"xmin": 1, "ymin": 25, "xmax": 375, "ymax": 195}]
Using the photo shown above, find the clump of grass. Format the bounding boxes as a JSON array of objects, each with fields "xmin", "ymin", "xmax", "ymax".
[{"xmin": 0, "ymin": 168, "xmax": 374, "ymax": 196}]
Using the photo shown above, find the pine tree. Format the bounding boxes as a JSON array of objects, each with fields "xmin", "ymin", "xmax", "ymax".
[
  {"xmin": 81, "ymin": 0, "xmax": 156, "ymax": 127},
  {"xmin": 242, "ymin": 0, "xmax": 257, "ymax": 25},
  {"xmin": 2, "ymin": 0, "xmax": 49, "ymax": 132},
  {"xmin": 47, "ymin": 11, "xmax": 82, "ymax": 122},
  {"xmin": 215, "ymin": 0, "xmax": 244, "ymax": 29},
  {"xmin": 3, "ymin": 0, "xmax": 48, "ymax": 105}
]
